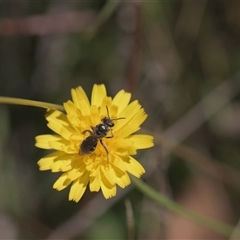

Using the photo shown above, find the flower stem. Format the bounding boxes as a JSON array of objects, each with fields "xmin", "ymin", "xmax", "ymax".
[
  {"xmin": 131, "ymin": 176, "xmax": 239, "ymax": 238},
  {"xmin": 0, "ymin": 97, "xmax": 64, "ymax": 111}
]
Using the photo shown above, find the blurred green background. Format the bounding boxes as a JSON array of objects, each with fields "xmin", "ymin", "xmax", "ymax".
[{"xmin": 1, "ymin": 1, "xmax": 240, "ymax": 239}]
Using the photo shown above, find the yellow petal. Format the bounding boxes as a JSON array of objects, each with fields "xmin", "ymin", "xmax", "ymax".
[
  {"xmin": 89, "ymin": 174, "xmax": 101, "ymax": 192},
  {"xmin": 67, "ymin": 162, "xmax": 86, "ymax": 181},
  {"xmin": 50, "ymin": 158, "xmax": 71, "ymax": 172},
  {"xmin": 37, "ymin": 151, "xmax": 62, "ymax": 170},
  {"xmin": 71, "ymin": 86, "xmax": 90, "ymax": 110},
  {"xmin": 85, "ymin": 155, "xmax": 99, "ymax": 175},
  {"xmin": 116, "ymin": 172, "xmax": 131, "ymax": 188},
  {"xmin": 91, "ymin": 84, "xmax": 107, "ymax": 107},
  {"xmin": 100, "ymin": 181, "xmax": 116, "ymax": 199},
  {"xmin": 116, "ymin": 115, "xmax": 147, "ymax": 138},
  {"xmin": 53, "ymin": 173, "xmax": 72, "ymax": 191},
  {"xmin": 121, "ymin": 155, "xmax": 145, "ymax": 178},
  {"xmin": 45, "ymin": 110, "xmax": 69, "ymax": 126},
  {"xmin": 99, "ymin": 97, "xmax": 113, "ymax": 116},
  {"xmin": 35, "ymin": 135, "xmax": 62, "ymax": 149},
  {"xmin": 112, "ymin": 138, "xmax": 137, "ymax": 155},
  {"xmin": 112, "ymin": 154, "xmax": 127, "ymax": 171},
  {"xmin": 63, "ymin": 100, "xmax": 78, "ymax": 116},
  {"xmin": 112, "ymin": 90, "xmax": 131, "ymax": 113},
  {"xmin": 100, "ymin": 168, "xmax": 115, "ymax": 189},
  {"xmin": 64, "ymin": 100, "xmax": 89, "ymax": 125},
  {"xmin": 100, "ymin": 165, "xmax": 116, "ymax": 185},
  {"xmin": 115, "ymin": 100, "xmax": 147, "ymax": 135},
  {"xmin": 47, "ymin": 121, "xmax": 76, "ymax": 140},
  {"xmin": 48, "ymin": 139, "xmax": 77, "ymax": 154},
  {"xmin": 111, "ymin": 164, "xmax": 131, "ymax": 188},
  {"xmin": 128, "ymin": 134, "xmax": 154, "ymax": 149},
  {"xmin": 59, "ymin": 162, "xmax": 72, "ymax": 172},
  {"xmin": 69, "ymin": 171, "xmax": 89, "ymax": 202},
  {"xmin": 109, "ymin": 104, "xmax": 118, "ymax": 118}
]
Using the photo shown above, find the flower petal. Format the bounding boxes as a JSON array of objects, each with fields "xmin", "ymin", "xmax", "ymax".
[
  {"xmin": 67, "ymin": 161, "xmax": 86, "ymax": 181},
  {"xmin": 48, "ymin": 139, "xmax": 77, "ymax": 154},
  {"xmin": 111, "ymin": 138, "xmax": 137, "ymax": 155},
  {"xmin": 35, "ymin": 135, "xmax": 62, "ymax": 149},
  {"xmin": 71, "ymin": 86, "xmax": 90, "ymax": 109},
  {"xmin": 115, "ymin": 100, "xmax": 147, "ymax": 136},
  {"xmin": 100, "ymin": 97, "xmax": 113, "ymax": 116},
  {"xmin": 101, "ymin": 181, "xmax": 116, "ymax": 199},
  {"xmin": 91, "ymin": 84, "xmax": 107, "ymax": 107},
  {"xmin": 121, "ymin": 155, "xmax": 145, "ymax": 178},
  {"xmin": 100, "ymin": 165, "xmax": 116, "ymax": 185},
  {"xmin": 64, "ymin": 100, "xmax": 88, "ymax": 126},
  {"xmin": 112, "ymin": 90, "xmax": 131, "ymax": 113},
  {"xmin": 128, "ymin": 134, "xmax": 154, "ymax": 149},
  {"xmin": 37, "ymin": 151, "xmax": 64, "ymax": 170},
  {"xmin": 45, "ymin": 110, "xmax": 69, "ymax": 126},
  {"xmin": 69, "ymin": 171, "xmax": 89, "ymax": 202},
  {"xmin": 50, "ymin": 158, "xmax": 72, "ymax": 172},
  {"xmin": 111, "ymin": 164, "xmax": 131, "ymax": 188},
  {"xmin": 53, "ymin": 173, "xmax": 72, "ymax": 191},
  {"xmin": 89, "ymin": 173, "xmax": 101, "ymax": 192},
  {"xmin": 47, "ymin": 121, "xmax": 76, "ymax": 141}
]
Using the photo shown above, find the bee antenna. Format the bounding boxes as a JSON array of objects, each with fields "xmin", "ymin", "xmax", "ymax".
[
  {"xmin": 112, "ymin": 117, "xmax": 125, "ymax": 121},
  {"xmin": 105, "ymin": 106, "xmax": 125, "ymax": 121},
  {"xmin": 105, "ymin": 106, "xmax": 110, "ymax": 118}
]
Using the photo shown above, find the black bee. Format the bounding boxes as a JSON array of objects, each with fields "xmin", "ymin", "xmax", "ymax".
[{"xmin": 79, "ymin": 107, "xmax": 125, "ymax": 158}]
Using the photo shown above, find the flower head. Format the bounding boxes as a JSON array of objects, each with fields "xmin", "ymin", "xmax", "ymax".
[{"xmin": 36, "ymin": 84, "xmax": 154, "ymax": 202}]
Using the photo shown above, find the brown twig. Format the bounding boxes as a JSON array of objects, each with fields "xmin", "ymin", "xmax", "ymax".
[
  {"xmin": 124, "ymin": 2, "xmax": 142, "ymax": 93},
  {"xmin": 0, "ymin": 11, "xmax": 96, "ymax": 36}
]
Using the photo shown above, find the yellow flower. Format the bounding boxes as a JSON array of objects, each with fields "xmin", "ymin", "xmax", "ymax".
[{"xmin": 35, "ymin": 84, "xmax": 154, "ymax": 202}]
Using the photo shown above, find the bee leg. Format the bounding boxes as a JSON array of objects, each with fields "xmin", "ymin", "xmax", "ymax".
[
  {"xmin": 100, "ymin": 139, "xmax": 109, "ymax": 163},
  {"xmin": 82, "ymin": 129, "xmax": 92, "ymax": 135},
  {"xmin": 105, "ymin": 129, "xmax": 114, "ymax": 138}
]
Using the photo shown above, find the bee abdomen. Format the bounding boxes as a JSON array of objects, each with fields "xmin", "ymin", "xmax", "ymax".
[{"xmin": 79, "ymin": 136, "xmax": 98, "ymax": 154}]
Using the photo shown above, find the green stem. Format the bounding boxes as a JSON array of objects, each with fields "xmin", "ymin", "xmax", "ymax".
[
  {"xmin": 0, "ymin": 97, "xmax": 64, "ymax": 111},
  {"xmin": 85, "ymin": 0, "xmax": 120, "ymax": 39},
  {"xmin": 131, "ymin": 176, "xmax": 239, "ymax": 238}
]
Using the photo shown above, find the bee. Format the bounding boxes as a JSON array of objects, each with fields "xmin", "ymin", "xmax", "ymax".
[{"xmin": 79, "ymin": 107, "xmax": 125, "ymax": 159}]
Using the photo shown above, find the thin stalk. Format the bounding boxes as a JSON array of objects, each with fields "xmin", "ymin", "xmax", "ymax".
[
  {"xmin": 131, "ymin": 176, "xmax": 239, "ymax": 238},
  {"xmin": 0, "ymin": 97, "xmax": 64, "ymax": 111}
]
